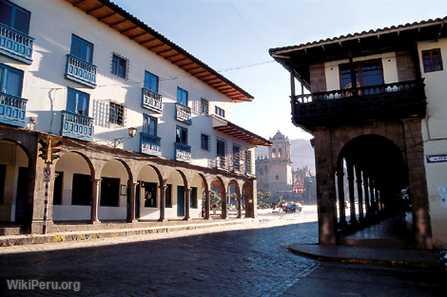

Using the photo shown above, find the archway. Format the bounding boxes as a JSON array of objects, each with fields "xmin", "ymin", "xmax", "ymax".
[
  {"xmin": 227, "ymin": 180, "xmax": 241, "ymax": 218},
  {"xmin": 210, "ymin": 178, "xmax": 226, "ymax": 219},
  {"xmin": 336, "ymin": 135, "xmax": 411, "ymax": 245},
  {"xmin": 0, "ymin": 140, "xmax": 30, "ymax": 224},
  {"xmin": 191, "ymin": 173, "xmax": 208, "ymax": 219},
  {"xmin": 99, "ymin": 159, "xmax": 131, "ymax": 221},
  {"xmin": 53, "ymin": 151, "xmax": 94, "ymax": 221},
  {"xmin": 165, "ymin": 169, "xmax": 189, "ymax": 219},
  {"xmin": 242, "ymin": 181, "xmax": 254, "ymax": 218},
  {"xmin": 136, "ymin": 164, "xmax": 162, "ymax": 221}
]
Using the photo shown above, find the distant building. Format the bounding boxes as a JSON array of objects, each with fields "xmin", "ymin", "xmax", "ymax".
[
  {"xmin": 292, "ymin": 167, "xmax": 316, "ymax": 204},
  {"xmin": 256, "ymin": 131, "xmax": 295, "ymax": 202}
]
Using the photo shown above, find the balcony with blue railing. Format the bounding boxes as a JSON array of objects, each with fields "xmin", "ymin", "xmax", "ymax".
[
  {"xmin": 140, "ymin": 133, "xmax": 161, "ymax": 156},
  {"xmin": 141, "ymin": 88, "xmax": 163, "ymax": 113},
  {"xmin": 61, "ymin": 111, "xmax": 94, "ymax": 141},
  {"xmin": 0, "ymin": 23, "xmax": 33, "ymax": 64},
  {"xmin": 0, "ymin": 92, "xmax": 27, "ymax": 127},
  {"xmin": 65, "ymin": 54, "xmax": 97, "ymax": 88},
  {"xmin": 175, "ymin": 142, "xmax": 191, "ymax": 162}
]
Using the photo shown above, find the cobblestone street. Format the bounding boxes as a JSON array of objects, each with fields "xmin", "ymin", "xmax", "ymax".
[{"xmin": 0, "ymin": 211, "xmax": 445, "ymax": 297}]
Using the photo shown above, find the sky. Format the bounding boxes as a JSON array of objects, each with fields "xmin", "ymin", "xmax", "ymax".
[{"xmin": 113, "ymin": 0, "xmax": 447, "ymax": 140}]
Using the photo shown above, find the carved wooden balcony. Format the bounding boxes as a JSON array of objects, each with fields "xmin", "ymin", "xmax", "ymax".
[
  {"xmin": 0, "ymin": 92, "xmax": 27, "ymax": 127},
  {"xmin": 65, "ymin": 54, "xmax": 97, "ymax": 88},
  {"xmin": 175, "ymin": 142, "xmax": 191, "ymax": 162},
  {"xmin": 291, "ymin": 79, "xmax": 426, "ymax": 130},
  {"xmin": 61, "ymin": 111, "xmax": 94, "ymax": 141},
  {"xmin": 140, "ymin": 133, "xmax": 161, "ymax": 156},
  {"xmin": 0, "ymin": 23, "xmax": 33, "ymax": 64},
  {"xmin": 141, "ymin": 88, "xmax": 162, "ymax": 113},
  {"xmin": 175, "ymin": 103, "xmax": 192, "ymax": 125}
]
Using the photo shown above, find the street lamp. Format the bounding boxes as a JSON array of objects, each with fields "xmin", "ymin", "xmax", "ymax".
[{"xmin": 113, "ymin": 127, "xmax": 138, "ymax": 148}]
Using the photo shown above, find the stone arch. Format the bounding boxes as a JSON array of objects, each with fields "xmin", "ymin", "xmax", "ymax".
[
  {"xmin": 0, "ymin": 139, "xmax": 31, "ymax": 224},
  {"xmin": 136, "ymin": 163, "xmax": 164, "ymax": 220},
  {"xmin": 164, "ymin": 168, "xmax": 190, "ymax": 219},
  {"xmin": 228, "ymin": 179, "xmax": 242, "ymax": 218},
  {"xmin": 210, "ymin": 176, "xmax": 227, "ymax": 219}
]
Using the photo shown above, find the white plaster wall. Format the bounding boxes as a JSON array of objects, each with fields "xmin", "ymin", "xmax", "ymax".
[
  {"xmin": 418, "ymin": 38, "xmax": 447, "ymax": 248},
  {"xmin": 1, "ymin": 0, "xmax": 254, "ymax": 171},
  {"xmin": 323, "ymin": 52, "xmax": 398, "ymax": 91}
]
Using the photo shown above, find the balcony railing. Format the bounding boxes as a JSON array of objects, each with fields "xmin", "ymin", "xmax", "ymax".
[
  {"xmin": 0, "ymin": 23, "xmax": 33, "ymax": 64},
  {"xmin": 209, "ymin": 156, "xmax": 229, "ymax": 170},
  {"xmin": 291, "ymin": 79, "xmax": 426, "ymax": 129},
  {"xmin": 175, "ymin": 103, "xmax": 192, "ymax": 125},
  {"xmin": 0, "ymin": 92, "xmax": 27, "ymax": 127},
  {"xmin": 65, "ymin": 54, "xmax": 97, "ymax": 87},
  {"xmin": 175, "ymin": 142, "xmax": 191, "ymax": 162},
  {"xmin": 61, "ymin": 111, "xmax": 94, "ymax": 141},
  {"xmin": 141, "ymin": 88, "xmax": 162, "ymax": 113},
  {"xmin": 140, "ymin": 133, "xmax": 161, "ymax": 156}
]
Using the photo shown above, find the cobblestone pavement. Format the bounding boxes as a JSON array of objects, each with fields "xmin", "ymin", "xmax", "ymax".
[{"xmin": 0, "ymin": 210, "xmax": 445, "ymax": 297}]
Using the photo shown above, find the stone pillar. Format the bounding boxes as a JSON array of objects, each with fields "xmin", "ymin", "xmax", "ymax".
[
  {"xmin": 355, "ymin": 166, "xmax": 364, "ymax": 222},
  {"xmin": 237, "ymin": 196, "xmax": 242, "ymax": 219},
  {"xmin": 369, "ymin": 178, "xmax": 376, "ymax": 217},
  {"xmin": 221, "ymin": 189, "xmax": 228, "ymax": 219},
  {"xmin": 346, "ymin": 158, "xmax": 357, "ymax": 224},
  {"xmin": 336, "ymin": 169, "xmax": 346, "ymax": 226},
  {"xmin": 363, "ymin": 173, "xmax": 371, "ymax": 220},
  {"xmin": 159, "ymin": 184, "xmax": 167, "ymax": 222},
  {"xmin": 204, "ymin": 189, "xmax": 211, "ymax": 220},
  {"xmin": 184, "ymin": 187, "xmax": 191, "ymax": 221},
  {"xmin": 91, "ymin": 178, "xmax": 101, "ymax": 224},
  {"xmin": 314, "ymin": 130, "xmax": 337, "ymax": 245},
  {"xmin": 127, "ymin": 180, "xmax": 137, "ymax": 223},
  {"xmin": 251, "ymin": 179, "xmax": 257, "ymax": 218}
]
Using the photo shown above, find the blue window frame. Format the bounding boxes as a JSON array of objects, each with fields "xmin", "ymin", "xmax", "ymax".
[
  {"xmin": 176, "ymin": 87, "xmax": 188, "ymax": 106},
  {"xmin": 112, "ymin": 54, "xmax": 127, "ymax": 79},
  {"xmin": 144, "ymin": 71, "xmax": 159, "ymax": 93},
  {"xmin": 66, "ymin": 88, "xmax": 89, "ymax": 116},
  {"xmin": 201, "ymin": 134, "xmax": 209, "ymax": 151},
  {"xmin": 176, "ymin": 125, "xmax": 188, "ymax": 145},
  {"xmin": 143, "ymin": 114, "xmax": 157, "ymax": 136},
  {"xmin": 0, "ymin": 0, "xmax": 30, "ymax": 34},
  {"xmin": 70, "ymin": 34, "xmax": 93, "ymax": 63},
  {"xmin": 0, "ymin": 63, "xmax": 23, "ymax": 97}
]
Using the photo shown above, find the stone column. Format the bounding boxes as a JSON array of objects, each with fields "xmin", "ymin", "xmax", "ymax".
[
  {"xmin": 159, "ymin": 184, "xmax": 167, "ymax": 222},
  {"xmin": 336, "ymin": 168, "xmax": 346, "ymax": 226},
  {"xmin": 251, "ymin": 179, "xmax": 257, "ymax": 218},
  {"xmin": 346, "ymin": 158, "xmax": 357, "ymax": 224},
  {"xmin": 369, "ymin": 178, "xmax": 376, "ymax": 217},
  {"xmin": 363, "ymin": 173, "xmax": 371, "ymax": 220},
  {"xmin": 91, "ymin": 178, "xmax": 101, "ymax": 224},
  {"xmin": 127, "ymin": 180, "xmax": 137, "ymax": 223},
  {"xmin": 204, "ymin": 189, "xmax": 211, "ymax": 220},
  {"xmin": 184, "ymin": 187, "xmax": 191, "ymax": 221},
  {"xmin": 355, "ymin": 166, "xmax": 364, "ymax": 222},
  {"xmin": 237, "ymin": 196, "xmax": 243, "ymax": 219},
  {"xmin": 221, "ymin": 190, "xmax": 228, "ymax": 219},
  {"xmin": 314, "ymin": 130, "xmax": 337, "ymax": 245}
]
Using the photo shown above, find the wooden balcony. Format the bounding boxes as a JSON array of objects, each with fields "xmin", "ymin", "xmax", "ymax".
[
  {"xmin": 65, "ymin": 54, "xmax": 97, "ymax": 88},
  {"xmin": 0, "ymin": 23, "xmax": 33, "ymax": 64},
  {"xmin": 175, "ymin": 103, "xmax": 191, "ymax": 125},
  {"xmin": 0, "ymin": 92, "xmax": 27, "ymax": 127},
  {"xmin": 140, "ymin": 133, "xmax": 161, "ymax": 156},
  {"xmin": 291, "ymin": 80, "xmax": 426, "ymax": 130},
  {"xmin": 141, "ymin": 88, "xmax": 162, "ymax": 113},
  {"xmin": 175, "ymin": 142, "xmax": 191, "ymax": 162},
  {"xmin": 61, "ymin": 111, "xmax": 94, "ymax": 141}
]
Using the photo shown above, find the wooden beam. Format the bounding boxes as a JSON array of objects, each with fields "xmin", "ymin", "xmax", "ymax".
[
  {"xmin": 107, "ymin": 18, "xmax": 127, "ymax": 27},
  {"xmin": 131, "ymin": 31, "xmax": 149, "ymax": 39},
  {"xmin": 86, "ymin": 4, "xmax": 105, "ymax": 14},
  {"xmin": 147, "ymin": 44, "xmax": 170, "ymax": 51},
  {"xmin": 210, "ymin": 81, "xmax": 227, "ymax": 88},
  {"xmin": 166, "ymin": 53, "xmax": 184, "ymax": 61},
  {"xmin": 72, "ymin": 0, "xmax": 87, "ymax": 7},
  {"xmin": 120, "ymin": 25, "xmax": 139, "ymax": 34},
  {"xmin": 161, "ymin": 51, "xmax": 180, "ymax": 58},
  {"xmin": 183, "ymin": 64, "xmax": 201, "ymax": 71},
  {"xmin": 141, "ymin": 39, "xmax": 162, "ymax": 47},
  {"xmin": 189, "ymin": 68, "xmax": 206, "ymax": 75},
  {"xmin": 157, "ymin": 48, "xmax": 176, "ymax": 55},
  {"xmin": 169, "ymin": 55, "xmax": 187, "ymax": 63},
  {"xmin": 98, "ymin": 12, "xmax": 116, "ymax": 21},
  {"xmin": 175, "ymin": 59, "xmax": 194, "ymax": 67}
]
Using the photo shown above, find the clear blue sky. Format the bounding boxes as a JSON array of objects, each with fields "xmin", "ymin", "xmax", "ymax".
[{"xmin": 114, "ymin": 0, "xmax": 447, "ymax": 140}]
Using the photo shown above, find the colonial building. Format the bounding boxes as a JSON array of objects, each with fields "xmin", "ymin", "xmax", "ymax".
[
  {"xmin": 256, "ymin": 131, "xmax": 293, "ymax": 201},
  {"xmin": 0, "ymin": 0, "xmax": 271, "ymax": 235},
  {"xmin": 270, "ymin": 17, "xmax": 447, "ymax": 249}
]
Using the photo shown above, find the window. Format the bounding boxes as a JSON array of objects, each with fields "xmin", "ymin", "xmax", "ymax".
[
  {"xmin": 0, "ymin": 0, "xmax": 30, "ymax": 33},
  {"xmin": 100, "ymin": 177, "xmax": 120, "ymax": 207},
  {"xmin": 176, "ymin": 126, "xmax": 188, "ymax": 145},
  {"xmin": 200, "ymin": 98, "xmax": 209, "ymax": 115},
  {"xmin": 339, "ymin": 59, "xmax": 384, "ymax": 89},
  {"xmin": 71, "ymin": 173, "xmax": 92, "ymax": 205},
  {"xmin": 143, "ymin": 114, "xmax": 157, "ymax": 136},
  {"xmin": 190, "ymin": 187, "xmax": 198, "ymax": 209},
  {"xmin": 176, "ymin": 87, "xmax": 188, "ymax": 106},
  {"xmin": 53, "ymin": 172, "xmax": 63, "ymax": 205},
  {"xmin": 0, "ymin": 64, "xmax": 23, "ymax": 97},
  {"xmin": 0, "ymin": 164, "xmax": 5, "ymax": 204},
  {"xmin": 217, "ymin": 139, "xmax": 226, "ymax": 157},
  {"xmin": 109, "ymin": 102, "xmax": 124, "ymax": 126},
  {"xmin": 70, "ymin": 34, "xmax": 93, "ymax": 63},
  {"xmin": 112, "ymin": 54, "xmax": 127, "ymax": 79},
  {"xmin": 422, "ymin": 49, "xmax": 443, "ymax": 73},
  {"xmin": 201, "ymin": 134, "xmax": 209, "ymax": 151},
  {"xmin": 143, "ymin": 182, "xmax": 157, "ymax": 208},
  {"xmin": 66, "ymin": 88, "xmax": 89, "ymax": 116},
  {"xmin": 165, "ymin": 184, "xmax": 172, "ymax": 208},
  {"xmin": 215, "ymin": 106, "xmax": 225, "ymax": 118},
  {"xmin": 144, "ymin": 71, "xmax": 159, "ymax": 93}
]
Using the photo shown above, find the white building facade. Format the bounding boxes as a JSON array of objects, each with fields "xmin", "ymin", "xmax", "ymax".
[{"xmin": 0, "ymin": 0, "xmax": 270, "ymax": 233}]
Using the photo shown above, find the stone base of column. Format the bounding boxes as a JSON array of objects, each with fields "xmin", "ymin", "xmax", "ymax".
[
  {"xmin": 183, "ymin": 217, "xmax": 191, "ymax": 221},
  {"xmin": 159, "ymin": 218, "xmax": 168, "ymax": 222},
  {"xmin": 31, "ymin": 220, "xmax": 53, "ymax": 234},
  {"xmin": 127, "ymin": 219, "xmax": 137, "ymax": 223},
  {"xmin": 90, "ymin": 219, "xmax": 101, "ymax": 224}
]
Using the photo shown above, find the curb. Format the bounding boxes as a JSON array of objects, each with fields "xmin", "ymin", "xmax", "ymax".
[
  {"xmin": 0, "ymin": 219, "xmax": 252, "ymax": 248},
  {"xmin": 288, "ymin": 244, "xmax": 445, "ymax": 271}
]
